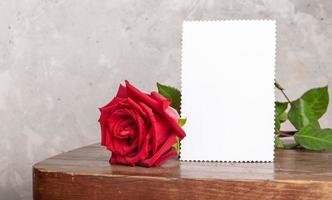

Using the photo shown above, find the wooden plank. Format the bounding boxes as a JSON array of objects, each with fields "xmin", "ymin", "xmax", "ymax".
[{"xmin": 33, "ymin": 144, "xmax": 332, "ymax": 200}]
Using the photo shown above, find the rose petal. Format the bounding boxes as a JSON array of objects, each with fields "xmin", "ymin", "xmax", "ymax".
[
  {"xmin": 100, "ymin": 123, "xmax": 107, "ymax": 145},
  {"xmin": 153, "ymin": 148, "xmax": 177, "ymax": 167},
  {"xmin": 129, "ymin": 131, "xmax": 152, "ymax": 162},
  {"xmin": 113, "ymin": 138, "xmax": 128, "ymax": 156},
  {"xmin": 108, "ymin": 117, "xmax": 139, "ymax": 156},
  {"xmin": 138, "ymin": 132, "xmax": 177, "ymax": 167},
  {"xmin": 110, "ymin": 154, "xmax": 135, "ymax": 167},
  {"xmin": 161, "ymin": 101, "xmax": 185, "ymax": 139},
  {"xmin": 138, "ymin": 102, "xmax": 173, "ymax": 154},
  {"xmin": 123, "ymin": 108, "xmax": 145, "ymax": 143},
  {"xmin": 105, "ymin": 128, "xmax": 115, "ymax": 152},
  {"xmin": 99, "ymin": 97, "xmax": 122, "ymax": 114},
  {"xmin": 125, "ymin": 80, "xmax": 160, "ymax": 110},
  {"xmin": 127, "ymin": 97, "xmax": 146, "ymax": 117},
  {"xmin": 154, "ymin": 114, "xmax": 174, "ymax": 151},
  {"xmin": 139, "ymin": 102, "xmax": 157, "ymax": 152},
  {"xmin": 125, "ymin": 81, "xmax": 186, "ymax": 139},
  {"xmin": 116, "ymin": 84, "xmax": 128, "ymax": 98},
  {"xmin": 111, "ymin": 133, "xmax": 152, "ymax": 165},
  {"xmin": 165, "ymin": 107, "xmax": 180, "ymax": 120},
  {"xmin": 150, "ymin": 91, "xmax": 167, "ymax": 102},
  {"xmin": 126, "ymin": 98, "xmax": 148, "ymax": 145},
  {"xmin": 114, "ymin": 121, "xmax": 135, "ymax": 139}
]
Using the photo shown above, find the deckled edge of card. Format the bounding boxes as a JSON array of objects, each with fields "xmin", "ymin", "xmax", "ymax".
[{"xmin": 179, "ymin": 20, "xmax": 276, "ymax": 163}]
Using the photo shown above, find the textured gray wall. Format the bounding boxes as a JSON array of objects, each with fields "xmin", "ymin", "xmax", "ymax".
[{"xmin": 0, "ymin": 0, "xmax": 331, "ymax": 199}]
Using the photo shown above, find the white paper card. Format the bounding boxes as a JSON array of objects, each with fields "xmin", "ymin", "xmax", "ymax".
[{"xmin": 180, "ymin": 20, "xmax": 275, "ymax": 162}]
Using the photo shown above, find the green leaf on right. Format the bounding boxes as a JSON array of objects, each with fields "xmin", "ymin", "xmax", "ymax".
[
  {"xmin": 157, "ymin": 82, "xmax": 182, "ymax": 114},
  {"xmin": 294, "ymin": 125, "xmax": 332, "ymax": 151},
  {"xmin": 275, "ymin": 102, "xmax": 288, "ymax": 131},
  {"xmin": 288, "ymin": 86, "xmax": 329, "ymax": 130}
]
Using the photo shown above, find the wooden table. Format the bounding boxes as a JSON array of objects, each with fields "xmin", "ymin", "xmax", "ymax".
[{"xmin": 33, "ymin": 144, "xmax": 332, "ymax": 200}]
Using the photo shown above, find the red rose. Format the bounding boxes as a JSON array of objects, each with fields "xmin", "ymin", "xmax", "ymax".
[{"xmin": 98, "ymin": 81, "xmax": 186, "ymax": 167}]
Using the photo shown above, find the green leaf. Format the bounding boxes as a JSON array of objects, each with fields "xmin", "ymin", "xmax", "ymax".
[
  {"xmin": 275, "ymin": 102, "xmax": 288, "ymax": 131},
  {"xmin": 279, "ymin": 112, "xmax": 288, "ymax": 123},
  {"xmin": 157, "ymin": 82, "xmax": 182, "ymax": 114},
  {"xmin": 172, "ymin": 137, "xmax": 180, "ymax": 155},
  {"xmin": 178, "ymin": 118, "xmax": 187, "ymax": 127},
  {"xmin": 294, "ymin": 126, "xmax": 332, "ymax": 151},
  {"xmin": 274, "ymin": 136, "xmax": 298, "ymax": 149},
  {"xmin": 288, "ymin": 86, "xmax": 329, "ymax": 130},
  {"xmin": 274, "ymin": 136, "xmax": 285, "ymax": 148}
]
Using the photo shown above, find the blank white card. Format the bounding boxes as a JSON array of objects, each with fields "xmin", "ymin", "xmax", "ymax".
[{"xmin": 180, "ymin": 20, "xmax": 275, "ymax": 162}]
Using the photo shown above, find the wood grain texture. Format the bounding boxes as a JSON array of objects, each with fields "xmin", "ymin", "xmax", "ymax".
[{"xmin": 33, "ymin": 144, "xmax": 332, "ymax": 200}]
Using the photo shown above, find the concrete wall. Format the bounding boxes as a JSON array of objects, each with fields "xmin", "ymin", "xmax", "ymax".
[{"xmin": 0, "ymin": 0, "xmax": 331, "ymax": 199}]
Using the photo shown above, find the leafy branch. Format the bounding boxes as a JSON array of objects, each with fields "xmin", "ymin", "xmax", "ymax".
[{"xmin": 275, "ymin": 82, "xmax": 331, "ymax": 151}]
